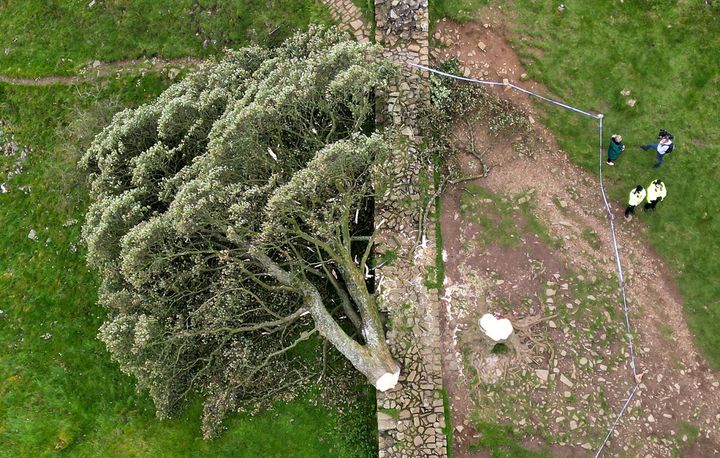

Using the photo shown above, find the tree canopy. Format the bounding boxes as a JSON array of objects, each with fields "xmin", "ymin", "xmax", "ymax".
[{"xmin": 80, "ymin": 26, "xmax": 399, "ymax": 437}]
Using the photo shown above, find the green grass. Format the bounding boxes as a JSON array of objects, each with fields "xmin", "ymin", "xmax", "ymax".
[
  {"xmin": 459, "ymin": 184, "xmax": 520, "ymax": 248},
  {"xmin": 440, "ymin": 388, "xmax": 453, "ymax": 457},
  {"xmin": 507, "ymin": 0, "xmax": 720, "ymax": 367},
  {"xmin": 429, "ymin": 0, "xmax": 488, "ymax": 24},
  {"xmin": 0, "ymin": 77, "xmax": 375, "ymax": 456},
  {"xmin": 468, "ymin": 422, "xmax": 552, "ymax": 458},
  {"xmin": 352, "ymin": 0, "xmax": 375, "ymax": 24},
  {"xmin": 0, "ymin": 0, "xmax": 333, "ymax": 78}
]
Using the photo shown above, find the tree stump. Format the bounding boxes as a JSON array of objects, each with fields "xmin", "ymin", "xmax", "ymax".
[{"xmin": 479, "ymin": 313, "xmax": 520, "ymax": 354}]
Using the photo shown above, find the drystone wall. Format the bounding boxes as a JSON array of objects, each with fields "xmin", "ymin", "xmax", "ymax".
[
  {"xmin": 373, "ymin": 1, "xmax": 448, "ymax": 457},
  {"xmin": 321, "ymin": 0, "xmax": 371, "ymax": 43}
]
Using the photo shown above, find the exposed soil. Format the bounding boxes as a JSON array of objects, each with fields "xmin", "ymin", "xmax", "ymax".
[{"xmin": 433, "ymin": 10, "xmax": 720, "ymax": 458}]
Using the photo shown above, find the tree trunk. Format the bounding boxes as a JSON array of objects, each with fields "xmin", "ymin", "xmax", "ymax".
[
  {"xmin": 301, "ymin": 279, "xmax": 400, "ymax": 391},
  {"xmin": 252, "ymin": 250, "xmax": 400, "ymax": 390}
]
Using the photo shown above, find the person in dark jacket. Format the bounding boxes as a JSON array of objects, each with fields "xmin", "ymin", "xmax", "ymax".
[{"xmin": 606, "ymin": 134, "xmax": 625, "ymax": 165}]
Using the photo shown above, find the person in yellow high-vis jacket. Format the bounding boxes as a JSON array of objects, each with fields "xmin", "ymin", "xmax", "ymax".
[
  {"xmin": 644, "ymin": 179, "xmax": 667, "ymax": 211},
  {"xmin": 624, "ymin": 185, "xmax": 646, "ymax": 221}
]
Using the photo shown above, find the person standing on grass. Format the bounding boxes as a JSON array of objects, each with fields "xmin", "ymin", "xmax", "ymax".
[
  {"xmin": 606, "ymin": 134, "xmax": 625, "ymax": 166},
  {"xmin": 640, "ymin": 129, "xmax": 674, "ymax": 168},
  {"xmin": 624, "ymin": 185, "xmax": 646, "ymax": 221},
  {"xmin": 644, "ymin": 179, "xmax": 667, "ymax": 211}
]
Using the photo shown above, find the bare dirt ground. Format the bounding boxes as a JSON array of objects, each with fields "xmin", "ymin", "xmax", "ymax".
[{"xmin": 433, "ymin": 10, "xmax": 720, "ymax": 458}]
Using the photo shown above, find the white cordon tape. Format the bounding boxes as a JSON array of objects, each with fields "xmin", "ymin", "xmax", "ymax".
[{"xmin": 405, "ymin": 62, "xmax": 640, "ymax": 457}]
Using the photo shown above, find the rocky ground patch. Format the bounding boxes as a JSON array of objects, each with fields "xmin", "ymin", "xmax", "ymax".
[{"xmin": 435, "ymin": 10, "xmax": 720, "ymax": 457}]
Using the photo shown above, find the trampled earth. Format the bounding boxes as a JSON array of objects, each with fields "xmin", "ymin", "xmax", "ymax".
[{"xmin": 433, "ymin": 12, "xmax": 720, "ymax": 458}]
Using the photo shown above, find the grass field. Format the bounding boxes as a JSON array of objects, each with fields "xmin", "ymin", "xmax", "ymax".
[
  {"xmin": 505, "ymin": 0, "xmax": 720, "ymax": 367},
  {"xmin": 0, "ymin": 2, "xmax": 381, "ymax": 455},
  {"xmin": 0, "ymin": 0, "xmax": 332, "ymax": 78},
  {"xmin": 429, "ymin": 0, "xmax": 489, "ymax": 24}
]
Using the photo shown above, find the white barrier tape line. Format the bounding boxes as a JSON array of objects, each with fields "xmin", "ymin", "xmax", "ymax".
[
  {"xmin": 593, "ymin": 383, "xmax": 640, "ymax": 458},
  {"xmin": 406, "ymin": 62, "xmax": 601, "ymax": 119},
  {"xmin": 596, "ymin": 117, "xmax": 638, "ymax": 379},
  {"xmin": 406, "ymin": 62, "xmax": 506, "ymax": 87},
  {"xmin": 507, "ymin": 83, "xmax": 599, "ymax": 119},
  {"xmin": 595, "ymin": 117, "xmax": 641, "ymax": 457}
]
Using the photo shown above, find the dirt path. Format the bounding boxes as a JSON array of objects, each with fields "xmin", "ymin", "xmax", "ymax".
[
  {"xmin": 0, "ymin": 57, "xmax": 203, "ymax": 86},
  {"xmin": 434, "ymin": 12, "xmax": 720, "ymax": 458}
]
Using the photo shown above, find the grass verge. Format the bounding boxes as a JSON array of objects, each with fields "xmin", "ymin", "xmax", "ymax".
[
  {"xmin": 0, "ymin": 1, "xmax": 333, "ymax": 78},
  {"xmin": 507, "ymin": 0, "xmax": 720, "ymax": 367},
  {"xmin": 429, "ymin": 0, "xmax": 489, "ymax": 24}
]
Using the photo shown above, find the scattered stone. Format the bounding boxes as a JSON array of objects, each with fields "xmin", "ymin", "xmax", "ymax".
[
  {"xmin": 477, "ymin": 41, "xmax": 487, "ymax": 52},
  {"xmin": 620, "ymin": 88, "xmax": 631, "ymax": 96},
  {"xmin": 560, "ymin": 374, "xmax": 573, "ymax": 387},
  {"xmin": 626, "ymin": 99, "xmax": 637, "ymax": 107},
  {"xmin": 546, "ymin": 288, "xmax": 556, "ymax": 297},
  {"xmin": 28, "ymin": 229, "xmax": 38, "ymax": 241},
  {"xmin": 535, "ymin": 369, "xmax": 549, "ymax": 383},
  {"xmin": 377, "ymin": 412, "xmax": 397, "ymax": 431}
]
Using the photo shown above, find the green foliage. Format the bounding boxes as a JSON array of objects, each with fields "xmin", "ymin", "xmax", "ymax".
[
  {"xmin": 509, "ymin": 0, "xmax": 720, "ymax": 366},
  {"xmin": 352, "ymin": 0, "xmax": 376, "ymax": 24},
  {"xmin": 441, "ymin": 388, "xmax": 454, "ymax": 457},
  {"xmin": 0, "ymin": 73, "xmax": 376, "ymax": 457},
  {"xmin": 424, "ymin": 57, "xmax": 534, "ymax": 182},
  {"xmin": 80, "ymin": 27, "xmax": 396, "ymax": 438},
  {"xmin": 0, "ymin": 0, "xmax": 333, "ymax": 78}
]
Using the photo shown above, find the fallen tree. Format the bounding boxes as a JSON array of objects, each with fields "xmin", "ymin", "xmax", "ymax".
[{"xmin": 81, "ymin": 26, "xmax": 399, "ymax": 437}]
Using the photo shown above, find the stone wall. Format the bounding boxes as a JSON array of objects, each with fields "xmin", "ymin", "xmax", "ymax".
[
  {"xmin": 320, "ymin": 0, "xmax": 371, "ymax": 43},
  {"xmin": 374, "ymin": 1, "xmax": 447, "ymax": 457}
]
